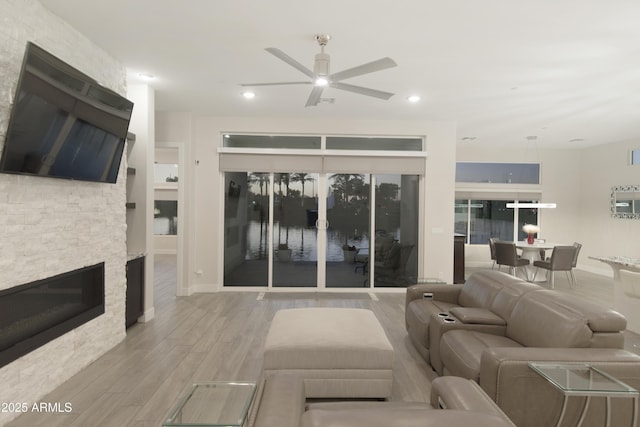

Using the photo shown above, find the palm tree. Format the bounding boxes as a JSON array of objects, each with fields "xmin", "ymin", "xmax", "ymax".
[
  {"xmin": 329, "ymin": 173, "xmax": 364, "ymax": 204},
  {"xmin": 291, "ymin": 173, "xmax": 315, "ymax": 206},
  {"xmin": 248, "ymin": 172, "xmax": 268, "ymax": 197}
]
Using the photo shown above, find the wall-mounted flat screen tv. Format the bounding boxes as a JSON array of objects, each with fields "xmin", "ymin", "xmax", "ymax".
[{"xmin": 0, "ymin": 42, "xmax": 134, "ymax": 183}]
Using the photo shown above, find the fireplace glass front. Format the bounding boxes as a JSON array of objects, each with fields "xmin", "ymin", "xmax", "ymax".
[{"xmin": 0, "ymin": 263, "xmax": 105, "ymax": 368}]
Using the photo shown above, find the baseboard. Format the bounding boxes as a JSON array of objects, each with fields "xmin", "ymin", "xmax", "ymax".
[{"xmin": 138, "ymin": 307, "xmax": 155, "ymax": 323}]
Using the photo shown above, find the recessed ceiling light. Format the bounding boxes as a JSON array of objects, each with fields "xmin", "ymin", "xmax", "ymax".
[
  {"xmin": 407, "ymin": 95, "xmax": 421, "ymax": 103},
  {"xmin": 569, "ymin": 138, "xmax": 584, "ymax": 143},
  {"xmin": 137, "ymin": 72, "xmax": 155, "ymax": 80},
  {"xmin": 242, "ymin": 91, "xmax": 256, "ymax": 99},
  {"xmin": 461, "ymin": 136, "xmax": 477, "ymax": 142}
]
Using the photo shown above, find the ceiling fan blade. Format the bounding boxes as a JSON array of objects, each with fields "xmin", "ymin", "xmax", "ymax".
[
  {"xmin": 330, "ymin": 82, "xmax": 394, "ymax": 100},
  {"xmin": 240, "ymin": 81, "xmax": 311, "ymax": 87},
  {"xmin": 265, "ymin": 47, "xmax": 316, "ymax": 79},
  {"xmin": 305, "ymin": 86, "xmax": 324, "ymax": 107},
  {"xmin": 329, "ymin": 57, "xmax": 397, "ymax": 82}
]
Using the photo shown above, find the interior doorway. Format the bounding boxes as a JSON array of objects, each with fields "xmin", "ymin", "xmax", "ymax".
[{"xmin": 153, "ymin": 144, "xmax": 185, "ymax": 299}]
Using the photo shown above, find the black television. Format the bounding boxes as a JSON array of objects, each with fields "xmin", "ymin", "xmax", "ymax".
[{"xmin": 0, "ymin": 42, "xmax": 134, "ymax": 183}]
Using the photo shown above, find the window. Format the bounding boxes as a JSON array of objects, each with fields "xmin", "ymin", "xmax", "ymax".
[
  {"xmin": 223, "ymin": 134, "xmax": 321, "ymax": 149},
  {"xmin": 326, "ymin": 136, "xmax": 422, "ymax": 151},
  {"xmin": 455, "ymin": 199, "xmax": 538, "ymax": 244},
  {"xmin": 456, "ymin": 162, "xmax": 540, "ymax": 184},
  {"xmin": 221, "ymin": 134, "xmax": 424, "ymax": 152}
]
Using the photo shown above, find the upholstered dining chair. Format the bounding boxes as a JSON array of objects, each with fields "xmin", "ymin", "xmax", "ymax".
[
  {"xmin": 494, "ymin": 241, "xmax": 529, "ymax": 280},
  {"xmin": 569, "ymin": 242, "xmax": 582, "ymax": 286},
  {"xmin": 532, "ymin": 245, "xmax": 577, "ymax": 289},
  {"xmin": 488, "ymin": 237, "xmax": 498, "ymax": 269}
]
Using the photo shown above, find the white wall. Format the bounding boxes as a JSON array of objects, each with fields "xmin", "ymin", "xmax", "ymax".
[
  {"xmin": 156, "ymin": 114, "xmax": 457, "ymax": 293},
  {"xmin": 578, "ymin": 140, "xmax": 640, "ymax": 275},
  {"xmin": 126, "ymin": 84, "xmax": 155, "ymax": 321},
  {"xmin": 0, "ymin": 1, "xmax": 128, "ymax": 424}
]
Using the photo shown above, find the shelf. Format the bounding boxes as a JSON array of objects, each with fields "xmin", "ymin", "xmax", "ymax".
[{"xmin": 126, "ymin": 202, "xmax": 136, "ymax": 209}]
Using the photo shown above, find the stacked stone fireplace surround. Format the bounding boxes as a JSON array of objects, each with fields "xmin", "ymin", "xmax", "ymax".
[{"xmin": 0, "ymin": 1, "xmax": 129, "ymax": 424}]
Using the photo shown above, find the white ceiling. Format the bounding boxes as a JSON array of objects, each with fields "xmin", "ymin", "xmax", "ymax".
[{"xmin": 39, "ymin": 0, "xmax": 640, "ymax": 149}]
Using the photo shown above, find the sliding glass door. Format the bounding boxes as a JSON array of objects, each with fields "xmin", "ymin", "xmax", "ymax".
[
  {"xmin": 326, "ymin": 174, "xmax": 371, "ymax": 288},
  {"xmin": 223, "ymin": 171, "xmax": 420, "ymax": 288},
  {"xmin": 272, "ymin": 172, "xmax": 319, "ymax": 287},
  {"xmin": 223, "ymin": 172, "xmax": 269, "ymax": 286}
]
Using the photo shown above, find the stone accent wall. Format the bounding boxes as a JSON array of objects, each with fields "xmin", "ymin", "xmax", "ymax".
[{"xmin": 0, "ymin": 1, "xmax": 128, "ymax": 424}]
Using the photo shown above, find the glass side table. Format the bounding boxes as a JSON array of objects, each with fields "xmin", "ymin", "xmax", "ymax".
[
  {"xmin": 163, "ymin": 381, "xmax": 257, "ymax": 427},
  {"xmin": 529, "ymin": 363, "xmax": 639, "ymax": 427}
]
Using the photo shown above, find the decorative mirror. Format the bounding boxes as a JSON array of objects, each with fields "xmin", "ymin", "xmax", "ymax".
[{"xmin": 611, "ymin": 185, "xmax": 640, "ymax": 219}]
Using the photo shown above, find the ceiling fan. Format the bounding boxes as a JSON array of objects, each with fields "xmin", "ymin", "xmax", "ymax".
[{"xmin": 240, "ymin": 34, "xmax": 397, "ymax": 107}]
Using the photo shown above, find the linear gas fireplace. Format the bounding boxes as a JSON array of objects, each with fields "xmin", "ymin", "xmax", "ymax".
[{"xmin": 0, "ymin": 263, "xmax": 105, "ymax": 368}]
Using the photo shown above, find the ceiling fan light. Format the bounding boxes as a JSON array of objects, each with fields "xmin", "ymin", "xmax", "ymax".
[{"xmin": 315, "ymin": 77, "xmax": 329, "ymax": 87}]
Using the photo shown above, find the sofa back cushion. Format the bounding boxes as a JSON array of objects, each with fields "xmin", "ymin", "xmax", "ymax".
[
  {"xmin": 507, "ymin": 291, "xmax": 592, "ymax": 348},
  {"xmin": 458, "ymin": 270, "xmax": 521, "ymax": 308},
  {"xmin": 544, "ymin": 291, "xmax": 627, "ymax": 332},
  {"xmin": 490, "ymin": 281, "xmax": 543, "ymax": 321}
]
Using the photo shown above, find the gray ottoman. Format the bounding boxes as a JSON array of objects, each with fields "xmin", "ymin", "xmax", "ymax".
[{"xmin": 263, "ymin": 307, "xmax": 394, "ymax": 398}]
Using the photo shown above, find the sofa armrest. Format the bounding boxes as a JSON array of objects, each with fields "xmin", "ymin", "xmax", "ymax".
[
  {"xmin": 405, "ymin": 284, "xmax": 463, "ymax": 308},
  {"xmin": 449, "ymin": 307, "xmax": 506, "ymax": 325},
  {"xmin": 430, "ymin": 376, "xmax": 514, "ymax": 425},
  {"xmin": 479, "ymin": 348, "xmax": 640, "ymax": 427},
  {"xmin": 251, "ymin": 373, "xmax": 306, "ymax": 427}
]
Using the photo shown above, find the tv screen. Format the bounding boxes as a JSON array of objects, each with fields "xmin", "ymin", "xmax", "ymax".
[{"xmin": 0, "ymin": 42, "xmax": 134, "ymax": 183}]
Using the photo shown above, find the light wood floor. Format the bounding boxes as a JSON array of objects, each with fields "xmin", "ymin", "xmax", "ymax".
[{"xmin": 6, "ymin": 256, "xmax": 639, "ymax": 426}]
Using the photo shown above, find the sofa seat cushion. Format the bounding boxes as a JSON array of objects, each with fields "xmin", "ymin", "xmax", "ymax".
[{"xmin": 440, "ymin": 330, "xmax": 522, "ymax": 381}]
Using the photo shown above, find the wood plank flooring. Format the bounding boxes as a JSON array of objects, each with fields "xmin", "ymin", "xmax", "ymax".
[{"xmin": 6, "ymin": 256, "xmax": 639, "ymax": 426}]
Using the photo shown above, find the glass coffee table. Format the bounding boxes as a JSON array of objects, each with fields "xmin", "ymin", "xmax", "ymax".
[
  {"xmin": 163, "ymin": 381, "xmax": 257, "ymax": 427},
  {"xmin": 529, "ymin": 363, "xmax": 638, "ymax": 427}
]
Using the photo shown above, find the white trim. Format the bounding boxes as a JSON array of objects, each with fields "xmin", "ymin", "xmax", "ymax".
[
  {"xmin": 139, "ymin": 307, "xmax": 155, "ymax": 322},
  {"xmin": 156, "ymin": 142, "xmax": 187, "ymax": 297},
  {"xmin": 268, "ymin": 173, "xmax": 275, "ymax": 288},
  {"xmin": 218, "ymin": 147, "xmax": 428, "ymax": 158}
]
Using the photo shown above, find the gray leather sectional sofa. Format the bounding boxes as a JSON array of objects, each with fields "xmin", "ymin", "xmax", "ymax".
[
  {"xmin": 405, "ymin": 270, "xmax": 640, "ymax": 427},
  {"xmin": 249, "ymin": 373, "xmax": 516, "ymax": 427}
]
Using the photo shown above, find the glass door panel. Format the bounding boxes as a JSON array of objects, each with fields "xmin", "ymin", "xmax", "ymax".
[
  {"xmin": 223, "ymin": 172, "xmax": 269, "ymax": 286},
  {"xmin": 272, "ymin": 173, "xmax": 318, "ymax": 287},
  {"xmin": 326, "ymin": 173, "xmax": 371, "ymax": 288},
  {"xmin": 373, "ymin": 174, "xmax": 419, "ymax": 287}
]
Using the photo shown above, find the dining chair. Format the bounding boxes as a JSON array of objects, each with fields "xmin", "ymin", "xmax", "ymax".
[
  {"xmin": 569, "ymin": 242, "xmax": 582, "ymax": 286},
  {"xmin": 488, "ymin": 237, "xmax": 498, "ymax": 269},
  {"xmin": 494, "ymin": 241, "xmax": 529, "ymax": 280},
  {"xmin": 532, "ymin": 245, "xmax": 577, "ymax": 289},
  {"xmin": 535, "ymin": 238, "xmax": 547, "ymax": 259}
]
